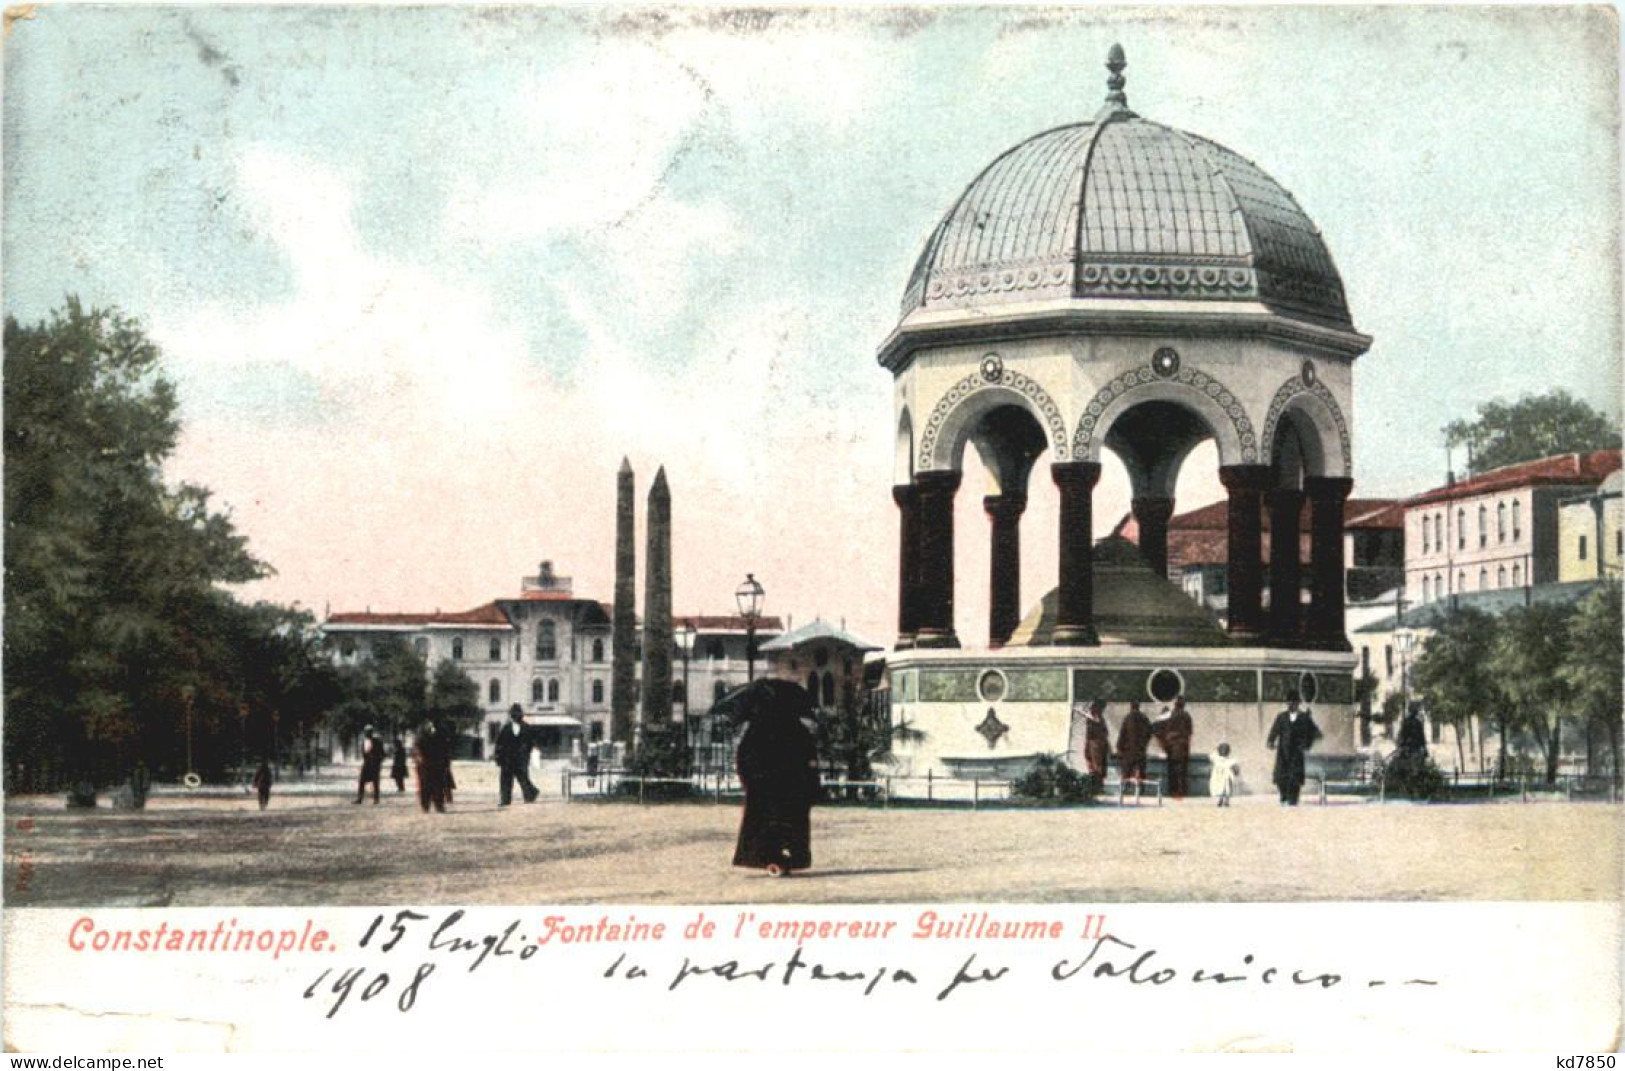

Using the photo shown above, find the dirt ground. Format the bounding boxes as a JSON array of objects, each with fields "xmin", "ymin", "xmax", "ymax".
[{"xmin": 5, "ymin": 761, "xmax": 1618, "ymax": 907}]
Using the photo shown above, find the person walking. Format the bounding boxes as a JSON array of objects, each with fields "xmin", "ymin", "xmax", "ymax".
[
  {"xmin": 494, "ymin": 705, "xmax": 540, "ymax": 806},
  {"xmin": 413, "ymin": 722, "xmax": 449, "ymax": 814},
  {"xmin": 390, "ymin": 736, "xmax": 409, "ymax": 794},
  {"xmin": 1266, "ymin": 692, "xmax": 1322, "ymax": 805},
  {"xmin": 1152, "ymin": 698, "xmax": 1195, "ymax": 799},
  {"xmin": 721, "ymin": 679, "xmax": 820, "ymax": 877},
  {"xmin": 251, "ymin": 761, "xmax": 273, "ymax": 811},
  {"xmin": 353, "ymin": 726, "xmax": 385, "ymax": 804},
  {"xmin": 1116, "ymin": 699, "xmax": 1154, "ymax": 786},
  {"xmin": 1209, "ymin": 742, "xmax": 1239, "ymax": 807}
]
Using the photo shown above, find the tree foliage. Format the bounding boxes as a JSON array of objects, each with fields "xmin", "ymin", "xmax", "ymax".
[
  {"xmin": 1444, "ymin": 389, "xmax": 1620, "ymax": 476},
  {"xmin": 1560, "ymin": 586, "xmax": 1623, "ymax": 784},
  {"xmin": 3, "ymin": 301, "xmax": 333, "ymax": 791}
]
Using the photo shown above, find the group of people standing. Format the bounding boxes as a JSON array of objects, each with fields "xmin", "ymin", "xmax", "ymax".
[
  {"xmin": 350, "ymin": 723, "xmax": 456, "ymax": 812},
  {"xmin": 1075, "ymin": 697, "xmax": 1196, "ymax": 798},
  {"xmin": 1076, "ymin": 692, "xmax": 1322, "ymax": 806}
]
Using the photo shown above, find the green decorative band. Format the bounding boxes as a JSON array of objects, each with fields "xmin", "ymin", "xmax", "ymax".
[
  {"xmin": 894, "ymin": 669, "xmax": 918, "ymax": 704},
  {"xmin": 919, "ymin": 669, "xmax": 981, "ymax": 703},
  {"xmin": 1071, "ymin": 669, "xmax": 1151, "ymax": 704},
  {"xmin": 1262, "ymin": 670, "xmax": 1354, "ymax": 705},
  {"xmin": 1002, "ymin": 669, "xmax": 1069, "ymax": 702},
  {"xmin": 1179, "ymin": 669, "xmax": 1260, "ymax": 704}
]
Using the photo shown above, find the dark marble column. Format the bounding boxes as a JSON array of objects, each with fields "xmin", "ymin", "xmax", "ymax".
[
  {"xmin": 892, "ymin": 484, "xmax": 920, "ymax": 650},
  {"xmin": 1051, "ymin": 461, "xmax": 1103, "ymax": 646},
  {"xmin": 1220, "ymin": 465, "xmax": 1271, "ymax": 643},
  {"xmin": 610, "ymin": 457, "xmax": 637, "ymax": 746},
  {"xmin": 984, "ymin": 492, "xmax": 1028, "ymax": 648},
  {"xmin": 639, "ymin": 467, "xmax": 673, "ymax": 731},
  {"xmin": 913, "ymin": 470, "xmax": 961, "ymax": 649},
  {"xmin": 1304, "ymin": 476, "xmax": 1354, "ymax": 650},
  {"xmin": 1131, "ymin": 495, "xmax": 1176, "ymax": 579},
  {"xmin": 1267, "ymin": 488, "xmax": 1306, "ymax": 647}
]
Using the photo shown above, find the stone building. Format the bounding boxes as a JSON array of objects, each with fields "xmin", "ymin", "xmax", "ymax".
[
  {"xmin": 1558, "ymin": 470, "xmax": 1623, "ymax": 583},
  {"xmin": 1403, "ymin": 450, "xmax": 1620, "ymax": 606}
]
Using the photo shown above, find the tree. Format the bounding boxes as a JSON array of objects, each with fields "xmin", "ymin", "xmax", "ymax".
[
  {"xmin": 1412, "ymin": 609, "xmax": 1502, "ymax": 777},
  {"xmin": 427, "ymin": 659, "xmax": 480, "ymax": 734},
  {"xmin": 1493, "ymin": 603, "xmax": 1578, "ymax": 785},
  {"xmin": 4, "ymin": 301, "xmax": 270, "ymax": 791},
  {"xmin": 1560, "ymin": 586, "xmax": 1622, "ymax": 789},
  {"xmin": 1444, "ymin": 389, "xmax": 1620, "ymax": 477},
  {"xmin": 331, "ymin": 639, "xmax": 429, "ymax": 746}
]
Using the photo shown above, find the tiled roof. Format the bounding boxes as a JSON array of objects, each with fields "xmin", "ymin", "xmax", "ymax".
[
  {"xmin": 1403, "ymin": 450, "xmax": 1621, "ymax": 509},
  {"xmin": 675, "ymin": 615, "xmax": 785, "ymax": 633},
  {"xmin": 1353, "ymin": 579, "xmax": 1612, "ymax": 633},
  {"xmin": 758, "ymin": 618, "xmax": 881, "ymax": 653},
  {"xmin": 326, "ymin": 602, "xmax": 512, "ymax": 628}
]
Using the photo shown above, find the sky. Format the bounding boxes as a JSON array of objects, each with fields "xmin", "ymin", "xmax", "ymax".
[{"xmin": 4, "ymin": 6, "xmax": 1620, "ymax": 647}]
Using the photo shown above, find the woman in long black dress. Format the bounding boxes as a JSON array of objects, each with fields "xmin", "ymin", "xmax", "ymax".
[{"xmin": 724, "ymin": 680, "xmax": 819, "ymax": 877}]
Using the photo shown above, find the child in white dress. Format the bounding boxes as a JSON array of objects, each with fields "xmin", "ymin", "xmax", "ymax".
[{"xmin": 1209, "ymin": 742, "xmax": 1240, "ymax": 807}]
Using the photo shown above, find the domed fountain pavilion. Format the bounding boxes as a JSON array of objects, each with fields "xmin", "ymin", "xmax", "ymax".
[{"xmin": 881, "ymin": 47, "xmax": 1371, "ymax": 786}]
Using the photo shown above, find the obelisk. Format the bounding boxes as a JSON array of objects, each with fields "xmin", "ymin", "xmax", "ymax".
[
  {"xmin": 639, "ymin": 466, "xmax": 673, "ymax": 735},
  {"xmin": 610, "ymin": 458, "xmax": 637, "ymax": 746}
]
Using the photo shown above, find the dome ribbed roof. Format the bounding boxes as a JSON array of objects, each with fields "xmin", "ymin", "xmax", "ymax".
[{"xmin": 901, "ymin": 53, "xmax": 1351, "ymax": 328}]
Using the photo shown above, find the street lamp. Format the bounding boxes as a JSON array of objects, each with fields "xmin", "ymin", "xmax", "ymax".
[
  {"xmin": 735, "ymin": 573, "xmax": 765, "ymax": 683},
  {"xmin": 1395, "ymin": 629, "xmax": 1416, "ymax": 734}
]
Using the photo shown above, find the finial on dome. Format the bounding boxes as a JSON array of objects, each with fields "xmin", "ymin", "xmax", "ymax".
[{"xmin": 1097, "ymin": 43, "xmax": 1137, "ymax": 121}]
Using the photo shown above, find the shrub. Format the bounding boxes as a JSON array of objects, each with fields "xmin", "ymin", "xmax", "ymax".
[
  {"xmin": 1012, "ymin": 754, "xmax": 1096, "ymax": 804},
  {"xmin": 1373, "ymin": 750, "xmax": 1449, "ymax": 801}
]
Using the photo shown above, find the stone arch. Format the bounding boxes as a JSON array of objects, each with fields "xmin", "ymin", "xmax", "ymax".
[
  {"xmin": 1071, "ymin": 364, "xmax": 1257, "ymax": 465},
  {"xmin": 1260, "ymin": 374, "xmax": 1352, "ymax": 478},
  {"xmin": 894, "ymin": 407, "xmax": 915, "ymax": 484},
  {"xmin": 916, "ymin": 366, "xmax": 1069, "ymax": 472}
]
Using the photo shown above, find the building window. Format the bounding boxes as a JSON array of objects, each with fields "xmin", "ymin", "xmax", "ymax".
[
  {"xmin": 591, "ymin": 680, "xmax": 604, "ymax": 704},
  {"xmin": 1478, "ymin": 505, "xmax": 1487, "ymax": 547},
  {"xmin": 531, "ymin": 678, "xmax": 544, "ymax": 703},
  {"xmin": 1617, "ymin": 530, "xmax": 1622, "ymax": 557},
  {"xmin": 1497, "ymin": 566, "xmax": 1506, "ymax": 588},
  {"xmin": 1512, "ymin": 500, "xmax": 1521, "ymax": 540},
  {"xmin": 590, "ymin": 722, "xmax": 604, "ymax": 743},
  {"xmin": 1384, "ymin": 644, "xmax": 1394, "ymax": 677},
  {"xmin": 1497, "ymin": 502, "xmax": 1507, "ymax": 542},
  {"xmin": 592, "ymin": 638, "xmax": 604, "ymax": 662},
  {"xmin": 1421, "ymin": 575, "xmax": 1431, "ymax": 603},
  {"xmin": 536, "ymin": 621, "xmax": 556, "ymax": 661},
  {"xmin": 489, "ymin": 679, "xmax": 501, "ymax": 704},
  {"xmin": 707, "ymin": 639, "xmax": 726, "ymax": 660},
  {"xmin": 806, "ymin": 673, "xmax": 818, "ymax": 701},
  {"xmin": 340, "ymin": 637, "xmax": 356, "ymax": 658},
  {"xmin": 1456, "ymin": 508, "xmax": 1465, "ymax": 550},
  {"xmin": 822, "ymin": 671, "xmax": 836, "ymax": 707},
  {"xmin": 489, "ymin": 637, "xmax": 502, "ymax": 661},
  {"xmin": 1579, "ymin": 534, "xmax": 1589, "ymax": 561},
  {"xmin": 1430, "ymin": 714, "xmax": 1441, "ymax": 744},
  {"xmin": 1457, "ymin": 570, "xmax": 1465, "ymax": 592},
  {"xmin": 452, "ymin": 636, "xmax": 464, "ymax": 660},
  {"xmin": 1422, "ymin": 515, "xmax": 1431, "ymax": 554},
  {"xmin": 1513, "ymin": 563, "xmax": 1523, "ymax": 586},
  {"xmin": 413, "ymin": 637, "xmax": 428, "ymax": 660},
  {"xmin": 1478, "ymin": 567, "xmax": 1487, "ymax": 590},
  {"xmin": 547, "ymin": 679, "xmax": 560, "ymax": 703}
]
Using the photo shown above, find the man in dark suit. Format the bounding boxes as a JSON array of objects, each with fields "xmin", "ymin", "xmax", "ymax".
[
  {"xmin": 1152, "ymin": 697, "xmax": 1195, "ymax": 800},
  {"xmin": 354, "ymin": 726, "xmax": 385, "ymax": 804},
  {"xmin": 1266, "ymin": 692, "xmax": 1322, "ymax": 805},
  {"xmin": 494, "ymin": 704, "xmax": 539, "ymax": 806}
]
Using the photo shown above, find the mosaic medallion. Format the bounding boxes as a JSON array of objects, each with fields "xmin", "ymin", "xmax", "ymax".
[{"xmin": 975, "ymin": 709, "xmax": 1009, "ymax": 749}]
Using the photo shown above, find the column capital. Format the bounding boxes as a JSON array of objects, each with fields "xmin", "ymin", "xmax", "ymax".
[
  {"xmin": 1051, "ymin": 460, "xmax": 1103, "ymax": 490},
  {"xmin": 1219, "ymin": 464, "xmax": 1273, "ymax": 492},
  {"xmin": 1130, "ymin": 495, "xmax": 1176, "ymax": 519},
  {"xmin": 892, "ymin": 483, "xmax": 918, "ymax": 508},
  {"xmin": 1303, "ymin": 475, "xmax": 1355, "ymax": 502},
  {"xmin": 915, "ymin": 469, "xmax": 963, "ymax": 494},
  {"xmin": 983, "ymin": 492, "xmax": 1029, "ymax": 520}
]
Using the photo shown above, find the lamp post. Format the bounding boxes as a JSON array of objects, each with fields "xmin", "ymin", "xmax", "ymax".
[
  {"xmin": 735, "ymin": 573, "xmax": 765, "ymax": 683},
  {"xmin": 1396, "ymin": 628, "xmax": 1416, "ymax": 735}
]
